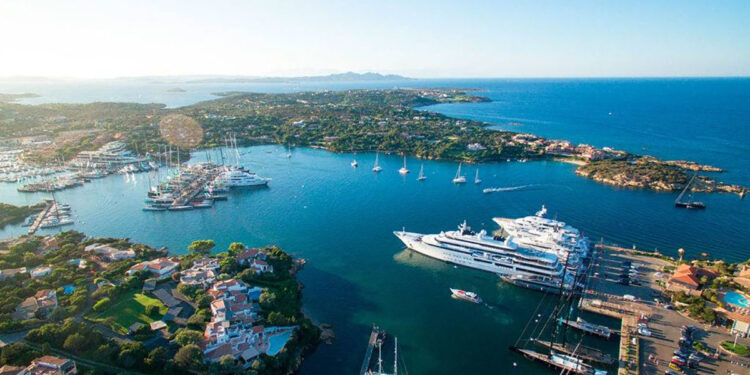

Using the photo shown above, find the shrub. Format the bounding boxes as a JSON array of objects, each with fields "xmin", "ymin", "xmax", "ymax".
[{"xmin": 93, "ymin": 297, "xmax": 111, "ymax": 312}]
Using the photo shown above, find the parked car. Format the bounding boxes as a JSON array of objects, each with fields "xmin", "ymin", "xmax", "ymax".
[
  {"xmin": 638, "ymin": 326, "xmax": 652, "ymax": 336},
  {"xmin": 663, "ymin": 304, "xmax": 674, "ymax": 310},
  {"xmin": 671, "ymin": 356, "xmax": 686, "ymax": 366}
]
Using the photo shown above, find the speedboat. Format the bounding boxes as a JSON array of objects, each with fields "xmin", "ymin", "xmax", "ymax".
[{"xmin": 450, "ymin": 288, "xmax": 482, "ymax": 304}]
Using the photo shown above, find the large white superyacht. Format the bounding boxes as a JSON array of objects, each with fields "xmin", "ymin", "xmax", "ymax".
[
  {"xmin": 394, "ymin": 221, "xmax": 573, "ymax": 292},
  {"xmin": 213, "ymin": 166, "xmax": 270, "ymax": 187},
  {"xmin": 493, "ymin": 205, "xmax": 590, "ymax": 275}
]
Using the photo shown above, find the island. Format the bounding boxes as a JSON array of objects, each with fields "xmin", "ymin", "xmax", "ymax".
[
  {"xmin": 165, "ymin": 87, "xmax": 186, "ymax": 93},
  {"xmin": 0, "ymin": 88, "xmax": 744, "ymax": 195},
  {"xmin": 0, "ymin": 92, "xmax": 40, "ymax": 103},
  {"xmin": 0, "ymin": 231, "xmax": 320, "ymax": 374}
]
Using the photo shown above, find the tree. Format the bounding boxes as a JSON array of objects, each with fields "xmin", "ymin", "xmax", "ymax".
[
  {"xmin": 228, "ymin": 242, "xmax": 245, "ymax": 256},
  {"xmin": 173, "ymin": 344, "xmax": 203, "ymax": 370},
  {"xmin": 145, "ymin": 347, "xmax": 168, "ymax": 369},
  {"xmin": 118, "ymin": 342, "xmax": 147, "ymax": 369},
  {"xmin": 63, "ymin": 333, "xmax": 88, "ymax": 353},
  {"xmin": 145, "ymin": 304, "xmax": 159, "ymax": 317},
  {"xmin": 174, "ymin": 329, "xmax": 203, "ymax": 347},
  {"xmin": 0, "ymin": 343, "xmax": 39, "ymax": 366},
  {"xmin": 188, "ymin": 240, "xmax": 215, "ymax": 256}
]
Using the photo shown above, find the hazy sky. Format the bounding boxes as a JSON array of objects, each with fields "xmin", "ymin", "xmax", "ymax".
[{"xmin": 1, "ymin": 0, "xmax": 748, "ymax": 78}]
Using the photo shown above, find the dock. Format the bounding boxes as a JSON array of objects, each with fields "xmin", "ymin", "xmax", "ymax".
[
  {"xmin": 27, "ymin": 200, "xmax": 53, "ymax": 235},
  {"xmin": 358, "ymin": 326, "xmax": 380, "ymax": 375}
]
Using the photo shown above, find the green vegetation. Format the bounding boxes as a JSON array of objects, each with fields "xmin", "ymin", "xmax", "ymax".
[
  {"xmin": 576, "ymin": 159, "xmax": 689, "ymax": 191},
  {"xmin": 721, "ymin": 341, "xmax": 750, "ymax": 356},
  {"xmin": 0, "ymin": 202, "xmax": 45, "ymax": 228},
  {"xmin": 672, "ymin": 291, "xmax": 717, "ymax": 324},
  {"xmin": 86, "ymin": 290, "xmax": 167, "ymax": 334},
  {"xmin": 187, "ymin": 239, "xmax": 216, "ymax": 256}
]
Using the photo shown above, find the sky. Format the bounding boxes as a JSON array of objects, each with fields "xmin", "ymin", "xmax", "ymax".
[{"xmin": 0, "ymin": 0, "xmax": 749, "ymax": 79}]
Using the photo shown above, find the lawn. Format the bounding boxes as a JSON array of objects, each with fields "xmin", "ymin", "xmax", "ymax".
[
  {"xmin": 721, "ymin": 341, "xmax": 750, "ymax": 356},
  {"xmin": 87, "ymin": 290, "xmax": 168, "ymax": 334}
]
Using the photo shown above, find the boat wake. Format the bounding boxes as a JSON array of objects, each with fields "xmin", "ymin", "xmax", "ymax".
[{"xmin": 482, "ymin": 184, "xmax": 539, "ymax": 194}]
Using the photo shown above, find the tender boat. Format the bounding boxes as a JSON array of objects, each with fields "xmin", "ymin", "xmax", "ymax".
[{"xmin": 450, "ymin": 288, "xmax": 482, "ymax": 304}]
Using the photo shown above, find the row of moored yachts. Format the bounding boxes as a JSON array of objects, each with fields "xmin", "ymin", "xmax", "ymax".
[{"xmin": 395, "ymin": 205, "xmax": 591, "ymax": 294}]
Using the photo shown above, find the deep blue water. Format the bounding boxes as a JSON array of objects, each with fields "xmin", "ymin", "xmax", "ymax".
[{"xmin": 0, "ymin": 78, "xmax": 748, "ymax": 374}]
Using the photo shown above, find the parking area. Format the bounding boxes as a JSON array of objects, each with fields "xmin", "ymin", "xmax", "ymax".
[{"xmin": 586, "ymin": 246, "xmax": 750, "ymax": 375}]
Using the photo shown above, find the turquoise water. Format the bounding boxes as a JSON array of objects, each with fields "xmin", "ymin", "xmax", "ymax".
[
  {"xmin": 266, "ymin": 329, "xmax": 293, "ymax": 356},
  {"xmin": 1, "ymin": 146, "xmax": 747, "ymax": 374},
  {"xmin": 1, "ymin": 78, "xmax": 748, "ymax": 373},
  {"xmin": 724, "ymin": 291, "xmax": 750, "ymax": 308}
]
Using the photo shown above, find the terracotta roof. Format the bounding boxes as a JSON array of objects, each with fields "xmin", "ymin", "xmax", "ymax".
[
  {"xmin": 34, "ymin": 355, "xmax": 71, "ymax": 366},
  {"xmin": 670, "ymin": 273, "xmax": 700, "ymax": 287}
]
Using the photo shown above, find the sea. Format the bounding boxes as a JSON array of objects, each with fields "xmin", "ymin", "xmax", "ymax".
[{"xmin": 0, "ymin": 78, "xmax": 748, "ymax": 374}]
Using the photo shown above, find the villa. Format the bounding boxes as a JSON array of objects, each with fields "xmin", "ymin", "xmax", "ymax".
[
  {"xmin": 85, "ymin": 244, "xmax": 136, "ymax": 262},
  {"xmin": 179, "ymin": 258, "xmax": 219, "ymax": 288},
  {"xmin": 127, "ymin": 257, "xmax": 180, "ymax": 278},
  {"xmin": 29, "ymin": 265, "xmax": 52, "ymax": 278},
  {"xmin": 22, "ymin": 355, "xmax": 76, "ymax": 375},
  {"xmin": 202, "ymin": 278, "xmax": 291, "ymax": 367},
  {"xmin": 13, "ymin": 289, "xmax": 57, "ymax": 320},
  {"xmin": 667, "ymin": 264, "xmax": 717, "ymax": 292}
]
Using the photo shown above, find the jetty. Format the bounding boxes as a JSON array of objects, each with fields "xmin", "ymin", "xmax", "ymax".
[
  {"xmin": 358, "ymin": 326, "xmax": 381, "ymax": 375},
  {"xmin": 27, "ymin": 200, "xmax": 53, "ymax": 235}
]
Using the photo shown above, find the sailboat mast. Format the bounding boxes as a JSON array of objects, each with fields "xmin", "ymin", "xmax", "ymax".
[
  {"xmin": 377, "ymin": 339, "xmax": 383, "ymax": 374},
  {"xmin": 394, "ymin": 337, "xmax": 398, "ymax": 375}
]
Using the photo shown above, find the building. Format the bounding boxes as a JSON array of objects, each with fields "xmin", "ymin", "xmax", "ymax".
[
  {"xmin": 22, "ymin": 355, "xmax": 76, "ymax": 375},
  {"xmin": 250, "ymin": 259, "xmax": 273, "ymax": 273},
  {"xmin": 29, "ymin": 266, "xmax": 52, "ymax": 279},
  {"xmin": 466, "ymin": 143, "xmax": 486, "ymax": 151},
  {"xmin": 127, "ymin": 257, "xmax": 180, "ymax": 278},
  {"xmin": 0, "ymin": 267, "xmax": 27, "ymax": 280},
  {"xmin": 85, "ymin": 244, "xmax": 136, "ymax": 262},
  {"xmin": 236, "ymin": 248, "xmax": 267, "ymax": 266},
  {"xmin": 179, "ymin": 258, "xmax": 219, "ymax": 288},
  {"xmin": 13, "ymin": 290, "xmax": 57, "ymax": 320},
  {"xmin": 203, "ymin": 279, "xmax": 274, "ymax": 366},
  {"xmin": 668, "ymin": 264, "xmax": 717, "ymax": 291}
]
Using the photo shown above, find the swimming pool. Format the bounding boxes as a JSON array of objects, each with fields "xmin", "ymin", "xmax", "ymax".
[
  {"xmin": 266, "ymin": 330, "xmax": 293, "ymax": 355},
  {"xmin": 724, "ymin": 291, "xmax": 750, "ymax": 308}
]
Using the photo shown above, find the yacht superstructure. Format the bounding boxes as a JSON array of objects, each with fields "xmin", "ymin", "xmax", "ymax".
[
  {"xmin": 213, "ymin": 166, "xmax": 270, "ymax": 187},
  {"xmin": 394, "ymin": 221, "xmax": 573, "ymax": 290},
  {"xmin": 493, "ymin": 205, "xmax": 590, "ymax": 277}
]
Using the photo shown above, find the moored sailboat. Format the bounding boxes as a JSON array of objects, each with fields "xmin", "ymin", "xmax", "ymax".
[
  {"xmin": 417, "ymin": 163, "xmax": 426, "ymax": 181},
  {"xmin": 452, "ymin": 163, "xmax": 466, "ymax": 184}
]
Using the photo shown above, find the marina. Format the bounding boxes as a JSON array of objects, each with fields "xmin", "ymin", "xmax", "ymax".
[{"xmin": 0, "ymin": 145, "xmax": 748, "ymax": 374}]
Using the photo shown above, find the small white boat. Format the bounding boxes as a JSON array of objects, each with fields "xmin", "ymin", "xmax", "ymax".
[
  {"xmin": 417, "ymin": 164, "xmax": 426, "ymax": 181},
  {"xmin": 398, "ymin": 156, "xmax": 409, "ymax": 175},
  {"xmin": 372, "ymin": 152, "xmax": 382, "ymax": 172},
  {"xmin": 452, "ymin": 163, "xmax": 466, "ymax": 184},
  {"xmin": 450, "ymin": 288, "xmax": 482, "ymax": 304},
  {"xmin": 474, "ymin": 169, "xmax": 481, "ymax": 184}
]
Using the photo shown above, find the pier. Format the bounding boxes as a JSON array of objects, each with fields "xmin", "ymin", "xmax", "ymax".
[
  {"xmin": 27, "ymin": 200, "xmax": 53, "ymax": 235},
  {"xmin": 358, "ymin": 326, "xmax": 380, "ymax": 375}
]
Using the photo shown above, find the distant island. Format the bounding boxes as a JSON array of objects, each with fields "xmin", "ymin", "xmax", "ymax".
[
  {"xmin": 0, "ymin": 92, "xmax": 40, "ymax": 103},
  {"xmin": 153, "ymin": 72, "xmax": 412, "ymax": 84},
  {"xmin": 0, "ymin": 88, "xmax": 744, "ymax": 195},
  {"xmin": 165, "ymin": 87, "xmax": 186, "ymax": 93}
]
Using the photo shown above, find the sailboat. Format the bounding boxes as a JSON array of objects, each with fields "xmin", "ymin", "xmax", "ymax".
[
  {"xmin": 351, "ymin": 152, "xmax": 358, "ymax": 168},
  {"xmin": 372, "ymin": 152, "xmax": 383, "ymax": 172},
  {"xmin": 417, "ymin": 164, "xmax": 427, "ymax": 181},
  {"xmin": 398, "ymin": 156, "xmax": 409, "ymax": 175},
  {"xmin": 452, "ymin": 163, "xmax": 466, "ymax": 184},
  {"xmin": 474, "ymin": 169, "xmax": 481, "ymax": 184}
]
